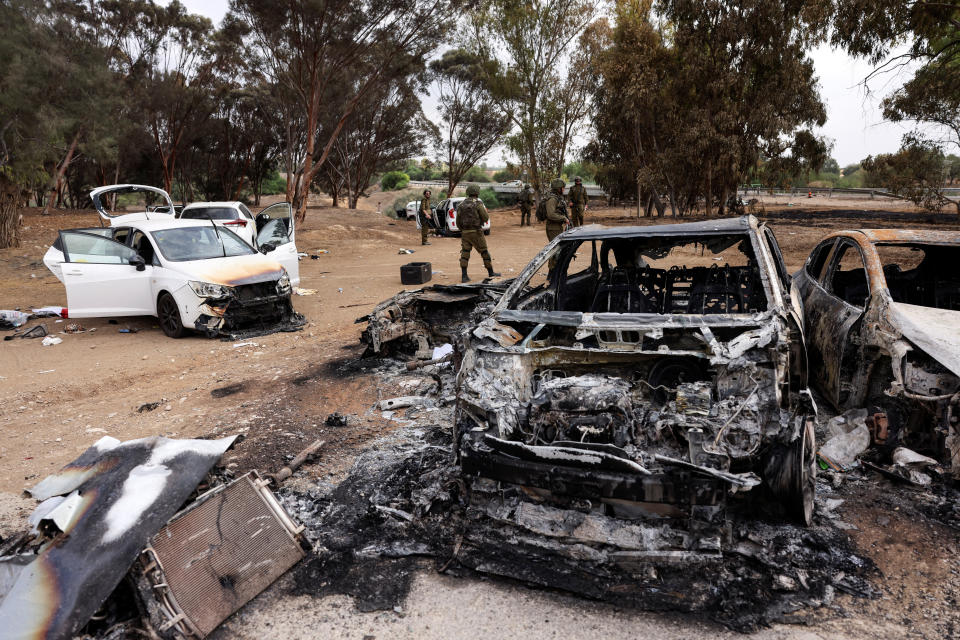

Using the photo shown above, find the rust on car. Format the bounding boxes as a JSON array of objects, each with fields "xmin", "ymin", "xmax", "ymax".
[{"xmin": 795, "ymin": 227, "xmax": 960, "ymax": 474}]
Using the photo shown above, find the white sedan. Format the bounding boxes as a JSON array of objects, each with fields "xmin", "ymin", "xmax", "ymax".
[{"xmin": 43, "ymin": 189, "xmax": 304, "ymax": 339}]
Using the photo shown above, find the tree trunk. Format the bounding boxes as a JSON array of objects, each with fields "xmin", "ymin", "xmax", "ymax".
[
  {"xmin": 719, "ymin": 184, "xmax": 729, "ymax": 217},
  {"xmin": 704, "ymin": 160, "xmax": 712, "ymax": 217},
  {"xmin": 41, "ymin": 131, "xmax": 80, "ymax": 216},
  {"xmin": 636, "ymin": 180, "xmax": 643, "ymax": 218},
  {"xmin": 0, "ymin": 176, "xmax": 22, "ymax": 249}
]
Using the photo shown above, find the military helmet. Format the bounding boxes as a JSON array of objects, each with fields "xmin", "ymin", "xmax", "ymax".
[
  {"xmin": 574, "ymin": 176, "xmax": 582, "ymax": 183},
  {"xmin": 466, "ymin": 185, "xmax": 480, "ymax": 197},
  {"xmin": 550, "ymin": 178, "xmax": 565, "ymax": 191}
]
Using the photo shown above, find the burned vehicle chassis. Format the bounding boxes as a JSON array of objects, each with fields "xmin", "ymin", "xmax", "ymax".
[
  {"xmin": 363, "ymin": 218, "xmax": 818, "ymax": 560},
  {"xmin": 450, "ymin": 218, "xmax": 817, "ymax": 559}
]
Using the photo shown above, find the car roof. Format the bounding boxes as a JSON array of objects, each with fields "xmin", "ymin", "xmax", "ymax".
[
  {"xmin": 182, "ymin": 202, "xmax": 243, "ymax": 209},
  {"xmin": 560, "ymin": 215, "xmax": 759, "ymax": 240},
  {"xmin": 115, "ymin": 218, "xmax": 224, "ymax": 232},
  {"xmin": 825, "ymin": 228, "xmax": 960, "ymax": 246}
]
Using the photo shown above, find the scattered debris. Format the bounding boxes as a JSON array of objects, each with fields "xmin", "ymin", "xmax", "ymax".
[
  {"xmin": 41, "ymin": 335, "xmax": 62, "ymax": 346},
  {"xmin": 0, "ymin": 310, "xmax": 30, "ymax": 329},
  {"xmin": 233, "ymin": 341, "xmax": 259, "ymax": 348},
  {"xmin": 134, "ymin": 471, "xmax": 306, "ymax": 638},
  {"xmin": 272, "ymin": 439, "xmax": 325, "ymax": 483},
  {"xmin": 0, "ymin": 435, "xmax": 239, "ymax": 639},
  {"xmin": 20, "ymin": 325, "xmax": 48, "ymax": 339},
  {"xmin": 64, "ymin": 323, "xmax": 84, "ymax": 333},
  {"xmin": 325, "ymin": 412, "xmax": 348, "ymax": 427},
  {"xmin": 118, "ymin": 326, "xmax": 138, "ymax": 334},
  {"xmin": 137, "ymin": 400, "xmax": 163, "ymax": 413},
  {"xmin": 819, "ymin": 411, "xmax": 871, "ymax": 469},
  {"xmin": 398, "ymin": 248, "xmax": 415, "ymax": 255},
  {"xmin": 30, "ymin": 306, "xmax": 63, "ymax": 318},
  {"xmin": 378, "ymin": 396, "xmax": 430, "ymax": 411},
  {"xmin": 294, "ymin": 287, "xmax": 317, "ymax": 296}
]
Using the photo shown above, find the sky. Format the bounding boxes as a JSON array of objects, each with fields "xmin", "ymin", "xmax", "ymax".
[{"xmin": 173, "ymin": 0, "xmax": 916, "ymax": 167}]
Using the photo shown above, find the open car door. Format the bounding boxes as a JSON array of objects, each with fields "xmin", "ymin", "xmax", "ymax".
[
  {"xmin": 255, "ymin": 203, "xmax": 300, "ymax": 286},
  {"xmin": 89, "ymin": 184, "xmax": 175, "ymax": 224},
  {"xmin": 58, "ymin": 230, "xmax": 155, "ymax": 317}
]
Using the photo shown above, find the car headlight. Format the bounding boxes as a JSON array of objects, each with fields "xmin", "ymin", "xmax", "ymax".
[
  {"xmin": 276, "ymin": 269, "xmax": 291, "ymax": 294},
  {"xmin": 189, "ymin": 281, "xmax": 232, "ymax": 298}
]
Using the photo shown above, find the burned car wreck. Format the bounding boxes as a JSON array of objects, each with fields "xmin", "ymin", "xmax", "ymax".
[
  {"xmin": 795, "ymin": 229, "xmax": 960, "ymax": 473},
  {"xmin": 365, "ymin": 216, "xmax": 818, "ymax": 556}
]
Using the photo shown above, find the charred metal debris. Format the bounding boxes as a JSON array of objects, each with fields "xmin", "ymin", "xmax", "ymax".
[
  {"xmin": 318, "ymin": 216, "xmax": 886, "ymax": 629},
  {"xmin": 794, "ymin": 229, "xmax": 960, "ymax": 477},
  {"xmin": 0, "ymin": 436, "xmax": 308, "ymax": 640}
]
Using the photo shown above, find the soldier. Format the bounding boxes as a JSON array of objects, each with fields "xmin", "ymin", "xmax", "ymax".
[
  {"xmin": 518, "ymin": 183, "xmax": 534, "ymax": 226},
  {"xmin": 568, "ymin": 176, "xmax": 587, "ymax": 226},
  {"xmin": 418, "ymin": 189, "xmax": 433, "ymax": 245},
  {"xmin": 544, "ymin": 178, "xmax": 570, "ymax": 270},
  {"xmin": 457, "ymin": 185, "xmax": 500, "ymax": 282}
]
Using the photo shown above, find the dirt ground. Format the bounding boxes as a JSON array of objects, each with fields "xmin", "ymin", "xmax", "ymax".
[{"xmin": 2, "ymin": 193, "xmax": 959, "ymax": 638}]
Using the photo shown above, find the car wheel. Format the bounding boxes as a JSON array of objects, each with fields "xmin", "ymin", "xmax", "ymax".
[
  {"xmin": 157, "ymin": 292, "xmax": 186, "ymax": 339},
  {"xmin": 764, "ymin": 415, "xmax": 816, "ymax": 526},
  {"xmin": 791, "ymin": 417, "xmax": 817, "ymax": 526}
]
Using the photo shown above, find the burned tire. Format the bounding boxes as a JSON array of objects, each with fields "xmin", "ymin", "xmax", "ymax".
[
  {"xmin": 157, "ymin": 292, "xmax": 186, "ymax": 339},
  {"xmin": 765, "ymin": 416, "xmax": 816, "ymax": 526},
  {"xmin": 791, "ymin": 417, "xmax": 817, "ymax": 526}
]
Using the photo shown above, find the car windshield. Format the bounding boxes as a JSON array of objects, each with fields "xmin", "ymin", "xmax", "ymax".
[
  {"xmin": 507, "ymin": 233, "xmax": 767, "ymax": 315},
  {"xmin": 151, "ymin": 226, "xmax": 255, "ymax": 261},
  {"xmin": 876, "ymin": 243, "xmax": 960, "ymax": 311},
  {"xmin": 180, "ymin": 207, "xmax": 238, "ymax": 221}
]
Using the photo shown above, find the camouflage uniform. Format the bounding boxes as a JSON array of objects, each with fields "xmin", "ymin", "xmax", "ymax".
[
  {"xmin": 568, "ymin": 179, "xmax": 587, "ymax": 227},
  {"xmin": 518, "ymin": 185, "xmax": 534, "ymax": 226},
  {"xmin": 544, "ymin": 179, "xmax": 570, "ymax": 270},
  {"xmin": 418, "ymin": 193, "xmax": 433, "ymax": 244},
  {"xmin": 457, "ymin": 187, "xmax": 500, "ymax": 282}
]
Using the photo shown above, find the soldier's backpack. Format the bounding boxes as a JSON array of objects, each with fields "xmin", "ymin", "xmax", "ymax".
[
  {"xmin": 535, "ymin": 196, "xmax": 548, "ymax": 222},
  {"xmin": 457, "ymin": 197, "xmax": 481, "ymax": 229},
  {"xmin": 536, "ymin": 194, "xmax": 565, "ymax": 222}
]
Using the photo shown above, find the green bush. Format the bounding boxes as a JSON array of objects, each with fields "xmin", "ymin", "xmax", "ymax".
[
  {"xmin": 478, "ymin": 188, "xmax": 500, "ymax": 209},
  {"xmin": 462, "ymin": 165, "xmax": 488, "ymax": 183},
  {"xmin": 492, "ymin": 169, "xmax": 514, "ymax": 182},
  {"xmin": 381, "ymin": 171, "xmax": 410, "ymax": 191},
  {"xmin": 260, "ymin": 169, "xmax": 286, "ymax": 195}
]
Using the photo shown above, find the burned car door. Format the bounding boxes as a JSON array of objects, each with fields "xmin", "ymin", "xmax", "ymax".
[
  {"xmin": 57, "ymin": 230, "xmax": 154, "ymax": 317},
  {"xmin": 805, "ymin": 239, "xmax": 870, "ymax": 406},
  {"xmin": 557, "ymin": 241, "xmax": 599, "ymax": 311},
  {"xmin": 256, "ymin": 202, "xmax": 300, "ymax": 286}
]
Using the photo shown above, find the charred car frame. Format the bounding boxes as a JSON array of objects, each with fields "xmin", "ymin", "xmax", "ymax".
[
  {"xmin": 364, "ymin": 216, "xmax": 818, "ymax": 559},
  {"xmin": 795, "ymin": 229, "xmax": 960, "ymax": 472}
]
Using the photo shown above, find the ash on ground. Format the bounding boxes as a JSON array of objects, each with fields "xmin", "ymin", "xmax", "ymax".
[{"xmin": 279, "ymin": 360, "xmax": 878, "ymax": 633}]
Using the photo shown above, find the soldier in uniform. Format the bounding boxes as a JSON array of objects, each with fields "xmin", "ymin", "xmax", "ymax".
[
  {"xmin": 568, "ymin": 176, "xmax": 587, "ymax": 226},
  {"xmin": 544, "ymin": 178, "xmax": 570, "ymax": 270},
  {"xmin": 518, "ymin": 183, "xmax": 534, "ymax": 226},
  {"xmin": 418, "ymin": 189, "xmax": 433, "ymax": 245},
  {"xmin": 457, "ymin": 185, "xmax": 500, "ymax": 282}
]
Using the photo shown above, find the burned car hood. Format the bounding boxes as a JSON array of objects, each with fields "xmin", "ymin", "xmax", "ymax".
[
  {"xmin": 889, "ymin": 302, "xmax": 960, "ymax": 377},
  {"xmin": 175, "ymin": 254, "xmax": 286, "ymax": 286}
]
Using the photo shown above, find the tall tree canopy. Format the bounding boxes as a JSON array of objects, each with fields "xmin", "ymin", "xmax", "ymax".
[{"xmin": 588, "ymin": 0, "xmax": 829, "ymax": 216}]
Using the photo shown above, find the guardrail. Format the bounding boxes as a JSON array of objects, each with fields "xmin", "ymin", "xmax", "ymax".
[{"xmin": 406, "ymin": 180, "xmax": 608, "ymax": 198}]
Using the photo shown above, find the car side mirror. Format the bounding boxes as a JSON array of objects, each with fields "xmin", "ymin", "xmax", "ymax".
[
  {"xmin": 260, "ymin": 243, "xmax": 276, "ymax": 254},
  {"xmin": 129, "ymin": 255, "xmax": 146, "ymax": 271}
]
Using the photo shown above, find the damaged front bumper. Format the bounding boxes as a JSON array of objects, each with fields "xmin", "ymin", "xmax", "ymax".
[
  {"xmin": 192, "ymin": 281, "xmax": 305, "ymax": 340},
  {"xmin": 358, "ymin": 283, "xmax": 510, "ymax": 357},
  {"xmin": 455, "ymin": 311, "xmax": 816, "ymax": 544}
]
